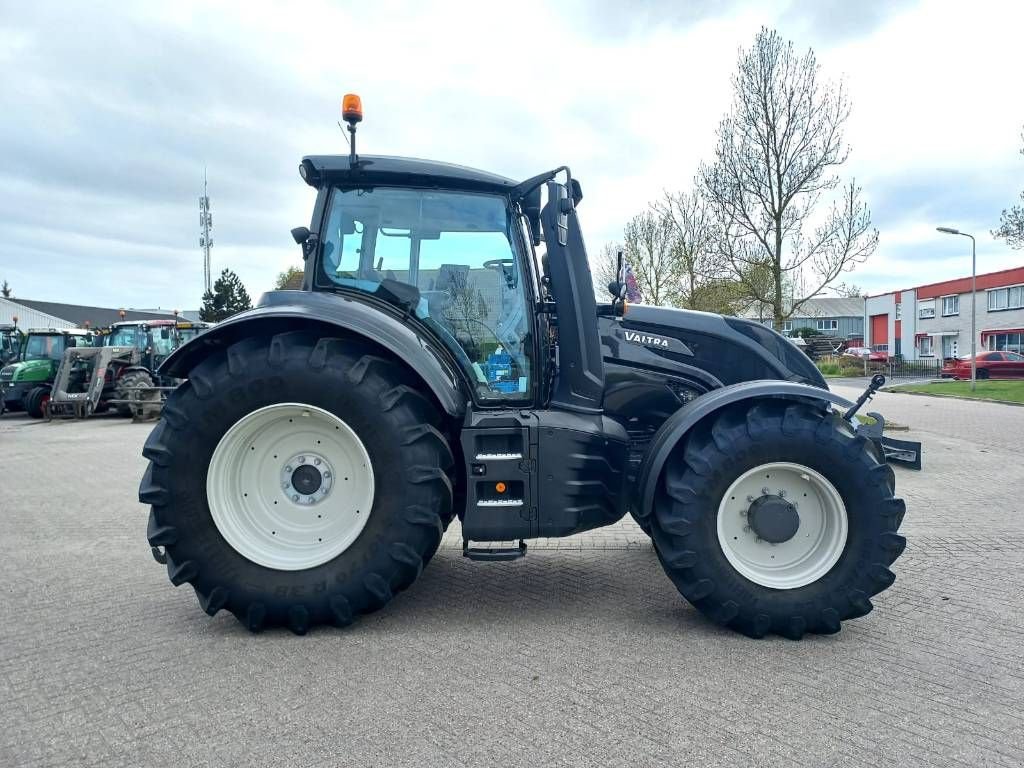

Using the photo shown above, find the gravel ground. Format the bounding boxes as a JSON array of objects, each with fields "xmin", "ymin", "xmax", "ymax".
[{"xmin": 1, "ymin": 386, "xmax": 1022, "ymax": 767}]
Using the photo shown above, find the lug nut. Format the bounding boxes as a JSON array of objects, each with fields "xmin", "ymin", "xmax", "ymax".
[
  {"xmin": 314, "ymin": 458, "xmax": 321, "ymax": 466},
  {"xmin": 292, "ymin": 495, "xmax": 299, "ymax": 502},
  {"xmin": 282, "ymin": 482, "xmax": 289, "ymax": 489},
  {"xmin": 285, "ymin": 465, "xmax": 292, "ymax": 473},
  {"xmin": 324, "ymin": 471, "xmax": 331, "ymax": 479},
  {"xmin": 778, "ymin": 490, "xmax": 786, "ymax": 498},
  {"xmin": 746, "ymin": 495, "xmax": 755, "ymax": 502},
  {"xmin": 298, "ymin": 456, "xmax": 306, "ymax": 463}
]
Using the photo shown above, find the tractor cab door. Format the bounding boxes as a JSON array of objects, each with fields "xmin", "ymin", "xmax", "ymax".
[{"xmin": 317, "ymin": 186, "xmax": 537, "ymax": 404}]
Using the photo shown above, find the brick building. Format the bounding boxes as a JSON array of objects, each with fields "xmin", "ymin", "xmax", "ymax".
[{"xmin": 865, "ymin": 266, "xmax": 1024, "ymax": 360}]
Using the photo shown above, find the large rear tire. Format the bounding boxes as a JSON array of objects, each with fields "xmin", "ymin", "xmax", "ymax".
[
  {"xmin": 138, "ymin": 333, "xmax": 453, "ymax": 634},
  {"xmin": 650, "ymin": 401, "xmax": 906, "ymax": 639}
]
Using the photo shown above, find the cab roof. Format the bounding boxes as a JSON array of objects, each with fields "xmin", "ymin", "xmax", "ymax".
[
  {"xmin": 27, "ymin": 327, "xmax": 93, "ymax": 335},
  {"xmin": 301, "ymin": 154, "xmax": 517, "ymax": 193}
]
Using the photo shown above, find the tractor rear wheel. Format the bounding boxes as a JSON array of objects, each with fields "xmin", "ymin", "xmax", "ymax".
[
  {"xmin": 25, "ymin": 386, "xmax": 51, "ymax": 418},
  {"xmin": 116, "ymin": 370, "xmax": 154, "ymax": 417},
  {"xmin": 650, "ymin": 400, "xmax": 906, "ymax": 639},
  {"xmin": 138, "ymin": 333, "xmax": 453, "ymax": 634}
]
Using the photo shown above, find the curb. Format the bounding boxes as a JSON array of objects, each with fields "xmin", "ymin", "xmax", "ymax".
[{"xmin": 886, "ymin": 389, "xmax": 1024, "ymax": 408}]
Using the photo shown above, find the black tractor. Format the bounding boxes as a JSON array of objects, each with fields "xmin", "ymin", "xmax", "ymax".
[{"xmin": 140, "ymin": 98, "xmax": 915, "ymax": 638}]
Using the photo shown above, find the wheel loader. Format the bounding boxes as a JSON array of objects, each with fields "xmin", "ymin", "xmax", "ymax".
[
  {"xmin": 0, "ymin": 328, "xmax": 95, "ymax": 417},
  {"xmin": 47, "ymin": 318, "xmax": 211, "ymax": 419},
  {"xmin": 139, "ymin": 96, "xmax": 917, "ymax": 638}
]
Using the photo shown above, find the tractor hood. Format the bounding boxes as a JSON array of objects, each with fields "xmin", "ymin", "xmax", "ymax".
[
  {"xmin": 600, "ymin": 305, "xmax": 827, "ymax": 389},
  {"xmin": 4, "ymin": 358, "xmax": 56, "ymax": 383}
]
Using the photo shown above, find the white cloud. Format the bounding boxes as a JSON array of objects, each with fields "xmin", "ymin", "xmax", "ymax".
[{"xmin": 0, "ymin": 0, "xmax": 1021, "ymax": 307}]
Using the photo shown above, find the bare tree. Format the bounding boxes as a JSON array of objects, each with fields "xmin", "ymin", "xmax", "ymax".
[
  {"xmin": 622, "ymin": 210, "xmax": 681, "ymax": 306},
  {"xmin": 651, "ymin": 189, "xmax": 727, "ymax": 311},
  {"xmin": 701, "ymin": 27, "xmax": 878, "ymax": 326},
  {"xmin": 592, "ymin": 242, "xmax": 624, "ymax": 300},
  {"xmin": 993, "ymin": 126, "xmax": 1024, "ymax": 249}
]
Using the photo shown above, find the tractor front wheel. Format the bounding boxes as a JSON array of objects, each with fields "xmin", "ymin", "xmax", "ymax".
[
  {"xmin": 138, "ymin": 333, "xmax": 453, "ymax": 633},
  {"xmin": 25, "ymin": 386, "xmax": 51, "ymax": 419},
  {"xmin": 650, "ymin": 400, "xmax": 906, "ymax": 639}
]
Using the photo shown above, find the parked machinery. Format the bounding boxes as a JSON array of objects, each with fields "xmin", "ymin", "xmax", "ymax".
[
  {"xmin": 47, "ymin": 319, "xmax": 210, "ymax": 419},
  {"xmin": 0, "ymin": 328, "xmax": 95, "ymax": 417}
]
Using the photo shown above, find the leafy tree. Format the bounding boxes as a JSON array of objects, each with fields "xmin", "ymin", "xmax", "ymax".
[
  {"xmin": 1, "ymin": 279, "xmax": 10, "ymax": 298},
  {"xmin": 993, "ymin": 126, "xmax": 1024, "ymax": 249},
  {"xmin": 275, "ymin": 266, "xmax": 304, "ymax": 290},
  {"xmin": 701, "ymin": 27, "xmax": 878, "ymax": 327},
  {"xmin": 200, "ymin": 268, "xmax": 252, "ymax": 322}
]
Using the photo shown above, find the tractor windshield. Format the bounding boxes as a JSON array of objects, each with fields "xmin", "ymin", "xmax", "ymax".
[
  {"xmin": 318, "ymin": 187, "xmax": 533, "ymax": 401},
  {"xmin": 23, "ymin": 334, "xmax": 69, "ymax": 361},
  {"xmin": 105, "ymin": 325, "xmax": 146, "ymax": 349}
]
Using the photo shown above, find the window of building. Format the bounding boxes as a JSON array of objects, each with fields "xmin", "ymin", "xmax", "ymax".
[
  {"xmin": 987, "ymin": 285, "xmax": 1024, "ymax": 312},
  {"xmin": 941, "ymin": 295, "xmax": 959, "ymax": 316},
  {"xmin": 918, "ymin": 299, "xmax": 935, "ymax": 319},
  {"xmin": 986, "ymin": 332, "xmax": 1023, "ymax": 353},
  {"xmin": 816, "ymin": 319, "xmax": 838, "ymax": 331},
  {"xmin": 781, "ymin": 320, "xmax": 792, "ymax": 333},
  {"xmin": 895, "ymin": 303, "xmax": 902, "ymax": 320},
  {"xmin": 919, "ymin": 336, "xmax": 933, "ymax": 356}
]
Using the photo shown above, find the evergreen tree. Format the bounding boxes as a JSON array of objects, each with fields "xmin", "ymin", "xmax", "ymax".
[
  {"xmin": 200, "ymin": 269, "xmax": 252, "ymax": 322},
  {"xmin": 1, "ymin": 279, "xmax": 11, "ymax": 298}
]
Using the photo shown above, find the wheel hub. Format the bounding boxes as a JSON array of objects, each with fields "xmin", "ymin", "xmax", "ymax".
[
  {"xmin": 746, "ymin": 494, "xmax": 800, "ymax": 543},
  {"xmin": 291, "ymin": 464, "xmax": 323, "ymax": 495},
  {"xmin": 207, "ymin": 404, "xmax": 374, "ymax": 571},
  {"xmin": 716, "ymin": 462, "xmax": 848, "ymax": 590},
  {"xmin": 280, "ymin": 452, "xmax": 333, "ymax": 505}
]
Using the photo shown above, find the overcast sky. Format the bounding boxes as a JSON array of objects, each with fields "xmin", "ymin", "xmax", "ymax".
[{"xmin": 1, "ymin": 0, "xmax": 1022, "ymax": 310}]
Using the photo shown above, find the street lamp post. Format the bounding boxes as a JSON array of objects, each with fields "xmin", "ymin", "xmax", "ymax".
[{"xmin": 936, "ymin": 227, "xmax": 977, "ymax": 391}]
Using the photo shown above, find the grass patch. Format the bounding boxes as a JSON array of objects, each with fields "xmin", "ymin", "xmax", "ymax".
[{"xmin": 888, "ymin": 379, "xmax": 1024, "ymax": 403}]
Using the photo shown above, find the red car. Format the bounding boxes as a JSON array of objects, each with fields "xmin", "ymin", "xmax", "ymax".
[{"xmin": 941, "ymin": 351, "xmax": 1024, "ymax": 379}]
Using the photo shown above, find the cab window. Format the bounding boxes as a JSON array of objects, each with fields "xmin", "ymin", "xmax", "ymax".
[{"xmin": 318, "ymin": 187, "xmax": 532, "ymax": 401}]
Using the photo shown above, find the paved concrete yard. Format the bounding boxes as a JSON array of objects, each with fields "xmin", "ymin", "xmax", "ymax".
[{"xmin": 2, "ymin": 387, "xmax": 1023, "ymax": 767}]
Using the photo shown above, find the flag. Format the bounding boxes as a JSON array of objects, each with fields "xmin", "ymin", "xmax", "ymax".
[{"xmin": 623, "ymin": 262, "xmax": 642, "ymax": 304}]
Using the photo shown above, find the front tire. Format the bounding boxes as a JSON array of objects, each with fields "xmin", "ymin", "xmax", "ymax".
[
  {"xmin": 139, "ymin": 333, "xmax": 453, "ymax": 633},
  {"xmin": 650, "ymin": 401, "xmax": 906, "ymax": 639},
  {"xmin": 26, "ymin": 386, "xmax": 51, "ymax": 419}
]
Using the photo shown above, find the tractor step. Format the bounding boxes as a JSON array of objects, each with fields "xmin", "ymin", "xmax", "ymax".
[{"xmin": 462, "ymin": 539, "xmax": 527, "ymax": 562}]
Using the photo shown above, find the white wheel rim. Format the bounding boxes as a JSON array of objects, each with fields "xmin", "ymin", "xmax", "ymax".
[
  {"xmin": 716, "ymin": 462, "xmax": 848, "ymax": 590},
  {"xmin": 207, "ymin": 403, "xmax": 375, "ymax": 571}
]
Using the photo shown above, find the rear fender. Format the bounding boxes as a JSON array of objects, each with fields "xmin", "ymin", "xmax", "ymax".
[
  {"xmin": 636, "ymin": 381, "xmax": 855, "ymax": 514},
  {"xmin": 158, "ymin": 291, "xmax": 466, "ymax": 418}
]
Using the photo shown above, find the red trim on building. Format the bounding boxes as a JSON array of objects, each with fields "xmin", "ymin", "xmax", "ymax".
[
  {"xmin": 980, "ymin": 328, "xmax": 1024, "ymax": 340},
  {"xmin": 915, "ymin": 332, "xmax": 928, "ymax": 340},
  {"xmin": 915, "ymin": 266, "xmax": 1024, "ymax": 300}
]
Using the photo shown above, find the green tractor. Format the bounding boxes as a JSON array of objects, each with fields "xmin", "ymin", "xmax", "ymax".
[
  {"xmin": 0, "ymin": 328, "xmax": 95, "ymax": 417},
  {"xmin": 139, "ymin": 98, "xmax": 917, "ymax": 638}
]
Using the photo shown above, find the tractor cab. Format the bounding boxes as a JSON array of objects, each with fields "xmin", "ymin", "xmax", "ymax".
[{"xmin": 1, "ymin": 324, "xmax": 24, "ymax": 365}]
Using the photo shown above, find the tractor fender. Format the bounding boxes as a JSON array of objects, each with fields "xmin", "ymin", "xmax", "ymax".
[
  {"xmin": 636, "ymin": 381, "xmax": 855, "ymax": 514},
  {"xmin": 158, "ymin": 291, "xmax": 466, "ymax": 418}
]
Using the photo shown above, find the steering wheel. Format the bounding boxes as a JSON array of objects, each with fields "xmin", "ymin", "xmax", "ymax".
[{"xmin": 483, "ymin": 258, "xmax": 516, "ymax": 290}]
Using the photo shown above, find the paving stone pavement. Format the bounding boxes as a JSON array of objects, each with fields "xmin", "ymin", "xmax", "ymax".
[{"xmin": 1, "ymin": 387, "xmax": 1022, "ymax": 767}]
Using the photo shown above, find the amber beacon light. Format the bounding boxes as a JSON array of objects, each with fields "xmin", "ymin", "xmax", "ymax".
[{"xmin": 342, "ymin": 94, "xmax": 363, "ymax": 124}]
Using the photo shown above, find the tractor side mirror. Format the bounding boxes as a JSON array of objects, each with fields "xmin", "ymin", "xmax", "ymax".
[
  {"xmin": 570, "ymin": 178, "xmax": 583, "ymax": 206},
  {"xmin": 290, "ymin": 226, "xmax": 319, "ymax": 260}
]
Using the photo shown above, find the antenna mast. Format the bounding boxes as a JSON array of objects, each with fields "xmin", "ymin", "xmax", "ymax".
[{"xmin": 199, "ymin": 168, "xmax": 213, "ymax": 294}]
